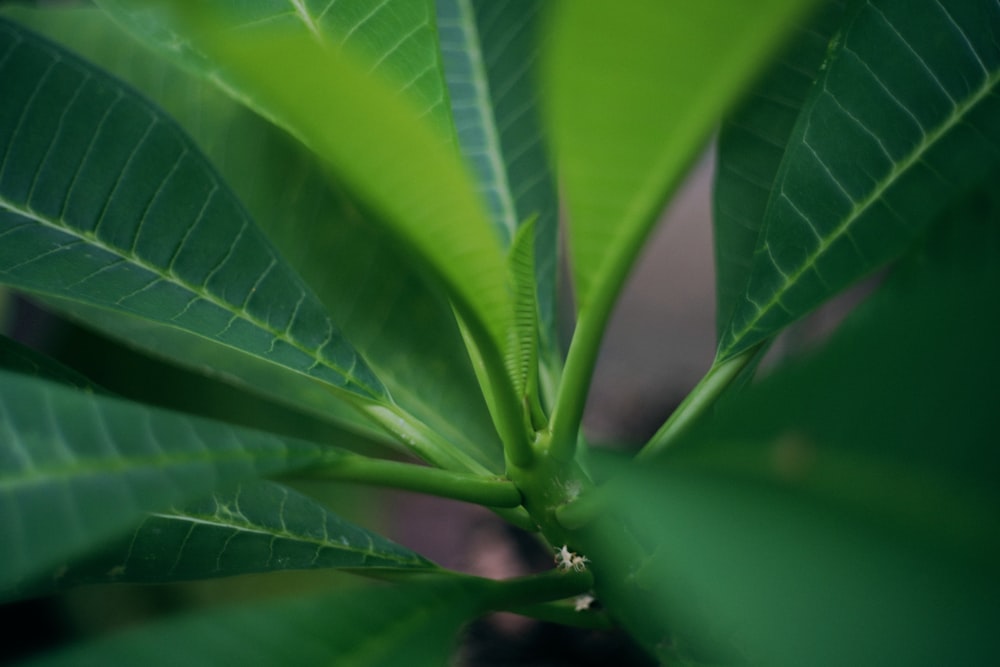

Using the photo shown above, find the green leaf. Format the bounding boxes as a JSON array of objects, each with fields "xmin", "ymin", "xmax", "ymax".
[
  {"xmin": 27, "ymin": 577, "xmax": 493, "ymax": 667},
  {"xmin": 96, "ymin": 0, "xmax": 454, "ymax": 141},
  {"xmin": 713, "ymin": 1, "xmax": 847, "ymax": 342},
  {"xmin": 0, "ymin": 370, "xmax": 333, "ymax": 599},
  {"xmin": 436, "ymin": 0, "xmax": 560, "ymax": 377},
  {"xmin": 105, "ymin": 3, "xmax": 513, "ymax": 362},
  {"xmin": 543, "ymin": 0, "xmax": 815, "ymax": 314},
  {"xmin": 590, "ymin": 196, "xmax": 1000, "ymax": 665},
  {"xmin": 4, "ymin": 6, "xmax": 504, "ymax": 471},
  {"xmin": 719, "ymin": 0, "xmax": 1000, "ymax": 359},
  {"xmin": 0, "ymin": 19, "xmax": 385, "ymax": 403},
  {"xmin": 543, "ymin": 0, "xmax": 814, "ymax": 456},
  {"xmin": 21, "ymin": 480, "xmax": 433, "ymax": 596},
  {"xmin": 504, "ymin": 217, "xmax": 539, "ymax": 403}
]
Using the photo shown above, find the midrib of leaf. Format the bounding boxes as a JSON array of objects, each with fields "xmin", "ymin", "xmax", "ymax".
[
  {"xmin": 722, "ymin": 13, "xmax": 1000, "ymax": 358},
  {"xmin": 0, "ymin": 442, "xmax": 329, "ymax": 491},
  {"xmin": 439, "ymin": 0, "xmax": 518, "ymax": 245},
  {"xmin": 290, "ymin": 0, "xmax": 322, "ymax": 40},
  {"xmin": 0, "ymin": 196, "xmax": 381, "ymax": 401},
  {"xmin": 143, "ymin": 510, "xmax": 393, "ymax": 564}
]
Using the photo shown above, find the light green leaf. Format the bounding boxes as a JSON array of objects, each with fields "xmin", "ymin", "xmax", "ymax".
[
  {"xmin": 102, "ymin": 3, "xmax": 514, "ymax": 363},
  {"xmin": 719, "ymin": 0, "xmax": 1000, "ymax": 359},
  {"xmin": 21, "ymin": 480, "xmax": 433, "ymax": 596},
  {"xmin": 0, "ymin": 19, "xmax": 385, "ymax": 404},
  {"xmin": 436, "ymin": 0, "xmax": 560, "ymax": 377},
  {"xmin": 96, "ymin": 0, "xmax": 454, "ymax": 140},
  {"xmin": 4, "ymin": 6, "xmax": 504, "ymax": 471},
  {"xmin": 543, "ymin": 0, "xmax": 814, "ymax": 456},
  {"xmin": 543, "ymin": 0, "xmax": 815, "ymax": 315},
  {"xmin": 0, "ymin": 370, "xmax": 334, "ymax": 599},
  {"xmin": 27, "ymin": 577, "xmax": 493, "ymax": 667},
  {"xmin": 590, "ymin": 196, "xmax": 1000, "ymax": 665},
  {"xmin": 713, "ymin": 0, "xmax": 846, "ymax": 342}
]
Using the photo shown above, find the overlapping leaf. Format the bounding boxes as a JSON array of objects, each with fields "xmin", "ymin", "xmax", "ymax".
[
  {"xmin": 719, "ymin": 0, "xmax": 1000, "ymax": 358},
  {"xmin": 0, "ymin": 370, "xmax": 337, "ymax": 598},
  {"xmin": 21, "ymin": 480, "xmax": 433, "ymax": 596},
  {"xmin": 96, "ymin": 0, "xmax": 453, "ymax": 140},
  {"xmin": 590, "ymin": 196, "xmax": 1000, "ymax": 665},
  {"xmin": 0, "ymin": 20, "xmax": 385, "ymax": 403},
  {"xmin": 713, "ymin": 1, "xmax": 846, "ymax": 341},
  {"xmin": 436, "ymin": 0, "xmax": 560, "ymax": 379},
  {"xmin": 95, "ymin": 2, "xmax": 514, "ymax": 366},
  {"xmin": 27, "ymin": 577, "xmax": 492, "ymax": 667},
  {"xmin": 3, "ymin": 7, "xmax": 504, "ymax": 471}
]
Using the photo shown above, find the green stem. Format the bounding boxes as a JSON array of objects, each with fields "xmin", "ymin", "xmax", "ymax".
[
  {"xmin": 454, "ymin": 310, "xmax": 534, "ymax": 469},
  {"xmin": 547, "ymin": 302, "xmax": 611, "ymax": 463},
  {"xmin": 483, "ymin": 567, "xmax": 594, "ymax": 610},
  {"xmin": 301, "ymin": 454, "xmax": 522, "ymax": 507},
  {"xmin": 503, "ymin": 600, "xmax": 613, "ymax": 630},
  {"xmin": 637, "ymin": 344, "xmax": 760, "ymax": 460}
]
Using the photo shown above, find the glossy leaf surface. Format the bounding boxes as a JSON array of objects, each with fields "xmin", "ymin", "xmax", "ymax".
[
  {"xmin": 22, "ymin": 480, "xmax": 433, "ymax": 595},
  {"xmin": 0, "ymin": 20, "xmax": 385, "ymax": 403},
  {"xmin": 591, "ymin": 198, "xmax": 1000, "ymax": 665},
  {"xmin": 713, "ymin": 1, "xmax": 846, "ymax": 341},
  {"xmin": 437, "ymin": 0, "xmax": 560, "ymax": 372},
  {"xmin": 0, "ymin": 370, "xmax": 334, "ymax": 598},
  {"xmin": 4, "ymin": 6, "xmax": 503, "ymax": 471},
  {"xmin": 719, "ymin": 0, "xmax": 1000, "ymax": 358},
  {"xmin": 28, "ymin": 577, "xmax": 492, "ymax": 667}
]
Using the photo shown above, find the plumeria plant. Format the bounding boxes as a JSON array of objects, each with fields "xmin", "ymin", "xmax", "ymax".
[{"xmin": 1, "ymin": 0, "xmax": 998, "ymax": 664}]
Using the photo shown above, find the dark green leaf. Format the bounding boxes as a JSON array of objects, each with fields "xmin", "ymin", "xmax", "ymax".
[
  {"xmin": 713, "ymin": 0, "xmax": 847, "ymax": 341},
  {"xmin": 27, "ymin": 577, "xmax": 493, "ymax": 667},
  {"xmin": 3, "ymin": 6, "xmax": 504, "ymax": 470},
  {"xmin": 719, "ymin": 0, "xmax": 1000, "ymax": 358},
  {"xmin": 0, "ymin": 19, "xmax": 385, "ymax": 403},
  {"xmin": 22, "ymin": 480, "xmax": 433, "ymax": 595},
  {"xmin": 591, "ymin": 196, "xmax": 1000, "ymax": 665},
  {"xmin": 0, "ymin": 370, "xmax": 334, "ymax": 599},
  {"xmin": 436, "ymin": 0, "xmax": 560, "ymax": 380}
]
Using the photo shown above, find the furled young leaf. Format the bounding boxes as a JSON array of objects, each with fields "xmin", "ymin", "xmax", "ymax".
[
  {"xmin": 436, "ymin": 0, "xmax": 560, "ymax": 378},
  {"xmin": 21, "ymin": 480, "xmax": 433, "ymax": 596},
  {"xmin": 3, "ymin": 6, "xmax": 504, "ymax": 471},
  {"xmin": 713, "ymin": 0, "xmax": 846, "ymax": 341},
  {"xmin": 504, "ymin": 217, "xmax": 539, "ymax": 402},
  {"xmin": 0, "ymin": 20, "xmax": 385, "ymax": 404},
  {"xmin": 719, "ymin": 0, "xmax": 1000, "ymax": 359},
  {"xmin": 0, "ymin": 370, "xmax": 336, "ymax": 599},
  {"xmin": 543, "ymin": 0, "xmax": 815, "ymax": 317},
  {"xmin": 27, "ymin": 577, "xmax": 493, "ymax": 667},
  {"xmin": 590, "ymin": 195, "xmax": 1000, "ymax": 665},
  {"xmin": 97, "ymin": 2, "xmax": 514, "ymax": 363}
]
